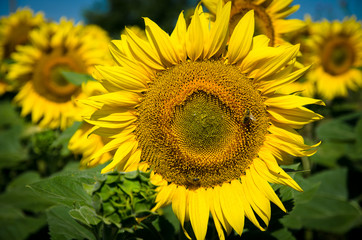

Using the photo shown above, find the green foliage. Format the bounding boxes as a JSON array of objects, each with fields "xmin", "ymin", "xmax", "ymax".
[
  {"xmin": 60, "ymin": 71, "xmax": 94, "ymax": 86},
  {"xmin": 311, "ymin": 111, "xmax": 362, "ymax": 167},
  {"xmin": 0, "ymin": 100, "xmax": 27, "ymax": 169},
  {"xmin": 46, "ymin": 205, "xmax": 96, "ymax": 240},
  {"xmin": 279, "ymin": 168, "xmax": 362, "ymax": 234}
]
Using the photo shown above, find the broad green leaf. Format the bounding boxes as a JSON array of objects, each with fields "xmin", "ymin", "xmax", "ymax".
[
  {"xmin": 282, "ymin": 196, "xmax": 361, "ymax": 234},
  {"xmin": 316, "ymin": 119, "xmax": 355, "ymax": 141},
  {"xmin": 46, "ymin": 205, "xmax": 95, "ymax": 240},
  {"xmin": 0, "ymin": 171, "xmax": 53, "ymax": 212},
  {"xmin": 280, "ymin": 168, "xmax": 362, "ymax": 234},
  {"xmin": 308, "ymin": 168, "xmax": 348, "ymax": 200},
  {"xmin": 28, "ymin": 174, "xmax": 93, "ymax": 207},
  {"xmin": 69, "ymin": 206, "xmax": 102, "ymax": 227},
  {"xmin": 271, "ymin": 228, "xmax": 296, "ymax": 240},
  {"xmin": 0, "ymin": 204, "xmax": 46, "ymax": 240},
  {"xmin": 60, "ymin": 71, "xmax": 94, "ymax": 86}
]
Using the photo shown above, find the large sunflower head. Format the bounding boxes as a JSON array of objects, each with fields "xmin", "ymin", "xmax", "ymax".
[
  {"xmin": 84, "ymin": 3, "xmax": 323, "ymax": 239},
  {"xmin": 7, "ymin": 18, "xmax": 112, "ymax": 129},
  {"xmin": 305, "ymin": 17, "xmax": 362, "ymax": 100},
  {"xmin": 202, "ymin": 0, "xmax": 305, "ymax": 47}
]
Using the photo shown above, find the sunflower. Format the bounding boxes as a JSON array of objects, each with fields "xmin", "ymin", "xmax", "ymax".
[
  {"xmin": 202, "ymin": 0, "xmax": 305, "ymax": 47},
  {"xmin": 304, "ymin": 17, "xmax": 362, "ymax": 100},
  {"xmin": 84, "ymin": 3, "xmax": 323, "ymax": 239},
  {"xmin": 0, "ymin": 7, "xmax": 44, "ymax": 94},
  {"xmin": 7, "ymin": 18, "xmax": 111, "ymax": 129}
]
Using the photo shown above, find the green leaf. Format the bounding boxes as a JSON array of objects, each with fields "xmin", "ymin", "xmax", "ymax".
[
  {"xmin": 28, "ymin": 174, "xmax": 93, "ymax": 207},
  {"xmin": 310, "ymin": 141, "xmax": 346, "ymax": 167},
  {"xmin": 0, "ymin": 171, "xmax": 53, "ymax": 212},
  {"xmin": 280, "ymin": 168, "xmax": 362, "ymax": 234},
  {"xmin": 0, "ymin": 204, "xmax": 46, "ymax": 240},
  {"xmin": 271, "ymin": 228, "xmax": 296, "ymax": 240},
  {"xmin": 316, "ymin": 119, "xmax": 355, "ymax": 142},
  {"xmin": 60, "ymin": 71, "xmax": 94, "ymax": 86},
  {"xmin": 46, "ymin": 205, "xmax": 96, "ymax": 240},
  {"xmin": 0, "ymin": 100, "xmax": 28, "ymax": 168},
  {"xmin": 69, "ymin": 206, "xmax": 102, "ymax": 227},
  {"xmin": 308, "ymin": 168, "xmax": 348, "ymax": 200}
]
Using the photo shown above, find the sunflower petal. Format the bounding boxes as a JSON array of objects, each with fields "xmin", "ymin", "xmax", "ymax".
[
  {"xmin": 186, "ymin": 5, "xmax": 204, "ymax": 61},
  {"xmin": 189, "ymin": 189, "xmax": 209, "ymax": 240},
  {"xmin": 228, "ymin": 10, "xmax": 254, "ymax": 64},
  {"xmin": 144, "ymin": 17, "xmax": 179, "ymax": 66},
  {"xmin": 205, "ymin": 1, "xmax": 231, "ymax": 59}
]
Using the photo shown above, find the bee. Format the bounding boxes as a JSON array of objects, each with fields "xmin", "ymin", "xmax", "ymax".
[
  {"xmin": 186, "ymin": 175, "xmax": 201, "ymax": 188},
  {"xmin": 243, "ymin": 108, "xmax": 256, "ymax": 124}
]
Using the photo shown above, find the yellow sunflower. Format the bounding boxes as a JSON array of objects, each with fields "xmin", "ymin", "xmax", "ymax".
[
  {"xmin": 0, "ymin": 7, "xmax": 44, "ymax": 94},
  {"xmin": 202, "ymin": 0, "xmax": 305, "ymax": 47},
  {"xmin": 7, "ymin": 18, "xmax": 111, "ymax": 129},
  {"xmin": 83, "ymin": 3, "xmax": 323, "ymax": 239},
  {"xmin": 305, "ymin": 17, "xmax": 362, "ymax": 100}
]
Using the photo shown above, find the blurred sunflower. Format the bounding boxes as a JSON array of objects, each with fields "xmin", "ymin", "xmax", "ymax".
[
  {"xmin": 202, "ymin": 0, "xmax": 305, "ymax": 47},
  {"xmin": 0, "ymin": 7, "xmax": 44, "ymax": 94},
  {"xmin": 305, "ymin": 17, "xmax": 362, "ymax": 100},
  {"xmin": 7, "ymin": 19, "xmax": 111, "ymax": 129},
  {"xmin": 83, "ymin": 3, "xmax": 323, "ymax": 239}
]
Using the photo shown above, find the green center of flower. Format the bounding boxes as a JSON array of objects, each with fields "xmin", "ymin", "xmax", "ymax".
[
  {"xmin": 321, "ymin": 36, "xmax": 355, "ymax": 75},
  {"xmin": 173, "ymin": 91, "xmax": 233, "ymax": 152},
  {"xmin": 136, "ymin": 60, "xmax": 269, "ymax": 189}
]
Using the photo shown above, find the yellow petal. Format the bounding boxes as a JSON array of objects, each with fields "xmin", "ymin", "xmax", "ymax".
[
  {"xmin": 259, "ymin": 65, "xmax": 309, "ymax": 94},
  {"xmin": 101, "ymin": 136, "xmax": 137, "ymax": 173},
  {"xmin": 249, "ymin": 164, "xmax": 286, "ymax": 212},
  {"xmin": 265, "ymin": 94, "xmax": 325, "ymax": 109},
  {"xmin": 87, "ymin": 91, "xmax": 141, "ymax": 108},
  {"xmin": 186, "ymin": 4, "xmax": 204, "ymax": 61},
  {"xmin": 189, "ymin": 189, "xmax": 210, "ymax": 240},
  {"xmin": 96, "ymin": 65, "xmax": 148, "ymax": 92},
  {"xmin": 170, "ymin": 11, "xmax": 187, "ymax": 62},
  {"xmin": 204, "ymin": 1, "xmax": 231, "ymax": 59},
  {"xmin": 152, "ymin": 184, "xmax": 177, "ymax": 211},
  {"xmin": 243, "ymin": 172, "xmax": 271, "ymax": 226},
  {"xmin": 144, "ymin": 17, "xmax": 179, "ymax": 66},
  {"xmin": 212, "ymin": 186, "xmax": 233, "ymax": 235},
  {"xmin": 125, "ymin": 27, "xmax": 164, "ymax": 70},
  {"xmin": 228, "ymin": 10, "xmax": 254, "ymax": 64},
  {"xmin": 275, "ymin": 19, "xmax": 306, "ymax": 34},
  {"xmin": 207, "ymin": 189, "xmax": 225, "ymax": 240},
  {"xmin": 242, "ymin": 44, "xmax": 300, "ymax": 80},
  {"xmin": 268, "ymin": 107, "xmax": 323, "ymax": 128},
  {"xmin": 219, "ymin": 182, "xmax": 245, "ymax": 235}
]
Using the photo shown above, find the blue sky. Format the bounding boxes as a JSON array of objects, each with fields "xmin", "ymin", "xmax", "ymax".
[{"xmin": 1, "ymin": 0, "xmax": 362, "ymax": 23}]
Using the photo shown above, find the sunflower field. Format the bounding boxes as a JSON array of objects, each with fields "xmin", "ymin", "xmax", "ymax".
[{"xmin": 0, "ymin": 0, "xmax": 361, "ymax": 239}]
